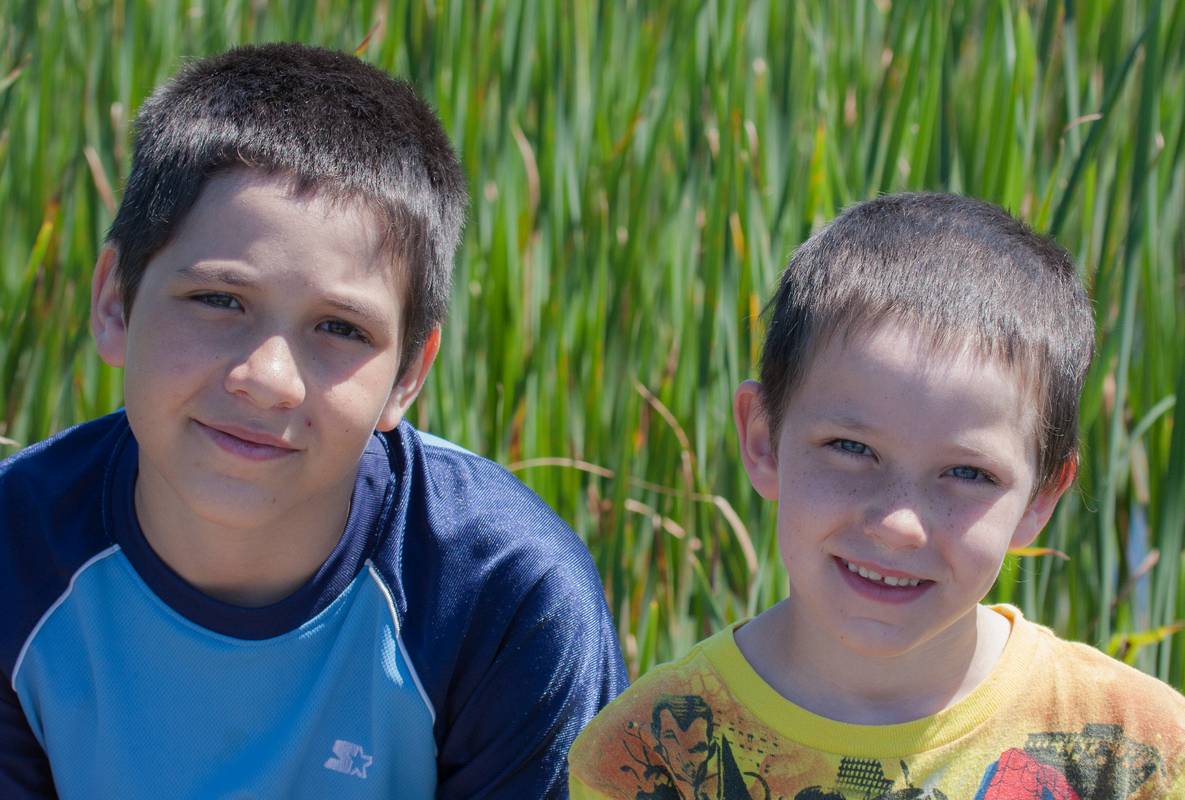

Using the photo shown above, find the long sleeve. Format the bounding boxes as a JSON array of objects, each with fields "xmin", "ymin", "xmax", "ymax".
[
  {"xmin": 435, "ymin": 562, "xmax": 627, "ymax": 799},
  {"xmin": 0, "ymin": 681, "xmax": 56, "ymax": 799}
]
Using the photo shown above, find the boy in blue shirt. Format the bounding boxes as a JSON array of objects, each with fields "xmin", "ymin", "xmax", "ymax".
[
  {"xmin": 0, "ymin": 43, "xmax": 625, "ymax": 798},
  {"xmin": 570, "ymin": 193, "xmax": 1185, "ymax": 799}
]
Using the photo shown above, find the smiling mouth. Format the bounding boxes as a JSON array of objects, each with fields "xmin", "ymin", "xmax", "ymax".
[
  {"xmin": 839, "ymin": 558, "xmax": 925, "ymax": 588},
  {"xmin": 196, "ymin": 420, "xmax": 299, "ymax": 459}
]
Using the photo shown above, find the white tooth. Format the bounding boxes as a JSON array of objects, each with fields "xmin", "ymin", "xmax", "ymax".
[
  {"xmin": 884, "ymin": 576, "xmax": 900, "ymax": 587},
  {"xmin": 847, "ymin": 560, "xmax": 859, "ymax": 573},
  {"xmin": 866, "ymin": 569, "xmax": 882, "ymax": 582},
  {"xmin": 857, "ymin": 566, "xmax": 870, "ymax": 579},
  {"xmin": 907, "ymin": 579, "xmax": 920, "ymax": 587}
]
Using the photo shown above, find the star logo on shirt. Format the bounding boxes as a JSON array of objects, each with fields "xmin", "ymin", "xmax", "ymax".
[{"xmin": 324, "ymin": 739, "xmax": 374, "ymax": 779}]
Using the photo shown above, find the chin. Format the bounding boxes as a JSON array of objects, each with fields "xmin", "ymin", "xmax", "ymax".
[
  {"xmin": 836, "ymin": 618, "xmax": 936, "ymax": 660},
  {"xmin": 175, "ymin": 476, "xmax": 299, "ymax": 532}
]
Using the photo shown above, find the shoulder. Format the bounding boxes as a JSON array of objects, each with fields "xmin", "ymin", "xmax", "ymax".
[
  {"xmin": 1017, "ymin": 614, "xmax": 1185, "ymax": 785},
  {"xmin": 0, "ymin": 411, "xmax": 128, "ymax": 502},
  {"xmin": 370, "ymin": 423, "xmax": 623, "ymax": 705},
  {"xmin": 569, "ymin": 630, "xmax": 729, "ymax": 783},
  {"xmin": 368, "ymin": 426, "xmax": 626, "ymax": 794},
  {"xmin": 415, "ymin": 428, "xmax": 572, "ymax": 537},
  {"xmin": 1025, "ymin": 616, "xmax": 1185, "ymax": 716},
  {"xmin": 370, "ymin": 421, "xmax": 608, "ymax": 622},
  {"xmin": 386, "ymin": 423, "xmax": 600, "ymax": 593},
  {"xmin": 0, "ymin": 413, "xmax": 130, "ymax": 678}
]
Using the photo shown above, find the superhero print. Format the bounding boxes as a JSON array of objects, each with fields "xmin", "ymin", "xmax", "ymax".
[
  {"xmin": 617, "ymin": 694, "xmax": 771, "ymax": 799},
  {"xmin": 602, "ymin": 692, "xmax": 1173, "ymax": 800},
  {"xmin": 974, "ymin": 724, "xmax": 1164, "ymax": 800}
]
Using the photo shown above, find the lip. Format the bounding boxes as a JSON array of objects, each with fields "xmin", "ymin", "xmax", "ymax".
[
  {"xmin": 834, "ymin": 556, "xmax": 933, "ymax": 604},
  {"xmin": 195, "ymin": 419, "xmax": 299, "ymax": 461}
]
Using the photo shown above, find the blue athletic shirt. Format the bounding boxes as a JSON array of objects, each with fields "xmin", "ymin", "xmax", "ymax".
[{"xmin": 0, "ymin": 411, "xmax": 627, "ymax": 798}]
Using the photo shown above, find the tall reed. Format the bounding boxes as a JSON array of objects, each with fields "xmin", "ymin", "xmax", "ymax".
[{"xmin": 2, "ymin": 0, "xmax": 1183, "ymax": 686}]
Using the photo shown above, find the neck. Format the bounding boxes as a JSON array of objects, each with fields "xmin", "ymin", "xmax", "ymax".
[
  {"xmin": 133, "ymin": 468, "xmax": 353, "ymax": 608},
  {"xmin": 736, "ymin": 601, "xmax": 1010, "ymax": 724}
]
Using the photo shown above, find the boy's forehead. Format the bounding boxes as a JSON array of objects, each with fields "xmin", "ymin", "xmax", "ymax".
[
  {"xmin": 171, "ymin": 169, "xmax": 399, "ymax": 278},
  {"xmin": 822, "ymin": 319, "xmax": 1035, "ymax": 392},
  {"xmin": 796, "ymin": 322, "xmax": 1042, "ymax": 446},
  {"xmin": 146, "ymin": 169, "xmax": 408, "ymax": 313},
  {"xmin": 196, "ymin": 170, "xmax": 380, "ymax": 232}
]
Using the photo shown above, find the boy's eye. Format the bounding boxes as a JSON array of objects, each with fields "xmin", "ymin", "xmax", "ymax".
[
  {"xmin": 948, "ymin": 465, "xmax": 995, "ymax": 484},
  {"xmin": 193, "ymin": 292, "xmax": 241, "ymax": 310},
  {"xmin": 318, "ymin": 319, "xmax": 369, "ymax": 343},
  {"xmin": 830, "ymin": 438, "xmax": 872, "ymax": 457}
]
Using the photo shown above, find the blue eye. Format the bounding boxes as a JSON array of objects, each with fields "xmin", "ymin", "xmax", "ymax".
[
  {"xmin": 319, "ymin": 319, "xmax": 369, "ymax": 343},
  {"xmin": 949, "ymin": 465, "xmax": 995, "ymax": 483},
  {"xmin": 831, "ymin": 439, "xmax": 872, "ymax": 456}
]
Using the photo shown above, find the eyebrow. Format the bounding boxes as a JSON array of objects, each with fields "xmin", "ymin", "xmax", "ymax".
[
  {"xmin": 815, "ymin": 413, "xmax": 879, "ymax": 433},
  {"xmin": 176, "ymin": 263, "xmax": 255, "ymax": 287},
  {"xmin": 176, "ymin": 263, "xmax": 391, "ymax": 330},
  {"xmin": 321, "ymin": 296, "xmax": 390, "ymax": 330}
]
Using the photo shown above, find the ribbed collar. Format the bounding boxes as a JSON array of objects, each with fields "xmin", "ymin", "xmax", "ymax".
[
  {"xmin": 702, "ymin": 604, "xmax": 1039, "ymax": 758},
  {"xmin": 102, "ymin": 414, "xmax": 405, "ymax": 640}
]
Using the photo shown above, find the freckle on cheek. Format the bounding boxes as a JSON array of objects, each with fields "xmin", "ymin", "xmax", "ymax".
[{"xmin": 305, "ymin": 418, "xmax": 313, "ymax": 428}]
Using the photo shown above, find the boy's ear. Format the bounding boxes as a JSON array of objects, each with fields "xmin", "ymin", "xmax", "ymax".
[
  {"xmin": 734, "ymin": 380, "xmax": 780, "ymax": 501},
  {"xmin": 377, "ymin": 326, "xmax": 441, "ymax": 432},
  {"xmin": 90, "ymin": 244, "xmax": 128, "ymax": 368},
  {"xmin": 1010, "ymin": 455, "xmax": 1077, "ymax": 549}
]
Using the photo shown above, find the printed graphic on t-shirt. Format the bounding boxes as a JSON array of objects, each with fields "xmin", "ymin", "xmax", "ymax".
[
  {"xmin": 974, "ymin": 725, "xmax": 1162, "ymax": 800},
  {"xmin": 607, "ymin": 693, "xmax": 1166, "ymax": 800}
]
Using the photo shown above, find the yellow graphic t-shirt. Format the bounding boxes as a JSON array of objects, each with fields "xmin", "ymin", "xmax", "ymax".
[{"xmin": 569, "ymin": 605, "xmax": 1185, "ymax": 800}]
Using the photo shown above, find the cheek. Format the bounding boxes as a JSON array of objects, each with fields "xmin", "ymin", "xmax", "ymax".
[
  {"xmin": 778, "ymin": 460, "xmax": 871, "ymax": 518},
  {"xmin": 316, "ymin": 369, "xmax": 397, "ymax": 428},
  {"xmin": 122, "ymin": 341, "xmax": 186, "ymax": 401},
  {"xmin": 775, "ymin": 464, "xmax": 867, "ymax": 557},
  {"xmin": 944, "ymin": 502, "xmax": 1029, "ymax": 575},
  {"xmin": 126, "ymin": 307, "xmax": 228, "ymax": 381}
]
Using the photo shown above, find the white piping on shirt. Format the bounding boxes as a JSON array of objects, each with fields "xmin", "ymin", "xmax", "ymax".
[
  {"xmin": 366, "ymin": 560, "xmax": 437, "ymax": 728},
  {"xmin": 417, "ymin": 431, "xmax": 471, "ymax": 456},
  {"xmin": 11, "ymin": 544, "xmax": 122, "ymax": 692}
]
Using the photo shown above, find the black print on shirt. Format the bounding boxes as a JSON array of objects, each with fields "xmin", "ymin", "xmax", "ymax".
[
  {"xmin": 618, "ymin": 694, "xmax": 770, "ymax": 799},
  {"xmin": 612, "ymin": 695, "xmax": 1168, "ymax": 800}
]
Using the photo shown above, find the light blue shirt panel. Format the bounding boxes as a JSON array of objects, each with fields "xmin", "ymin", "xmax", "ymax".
[{"xmin": 14, "ymin": 550, "xmax": 436, "ymax": 799}]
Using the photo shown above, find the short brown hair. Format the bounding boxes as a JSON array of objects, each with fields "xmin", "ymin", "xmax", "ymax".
[
  {"xmin": 759, "ymin": 192, "xmax": 1094, "ymax": 492},
  {"xmin": 107, "ymin": 43, "xmax": 467, "ymax": 378}
]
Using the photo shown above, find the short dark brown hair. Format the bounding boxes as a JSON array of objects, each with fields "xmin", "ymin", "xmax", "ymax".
[
  {"xmin": 107, "ymin": 43, "xmax": 467, "ymax": 378},
  {"xmin": 759, "ymin": 192, "xmax": 1095, "ymax": 492}
]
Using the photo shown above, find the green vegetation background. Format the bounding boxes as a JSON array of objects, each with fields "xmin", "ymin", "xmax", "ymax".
[{"xmin": 2, "ymin": 0, "xmax": 1183, "ymax": 688}]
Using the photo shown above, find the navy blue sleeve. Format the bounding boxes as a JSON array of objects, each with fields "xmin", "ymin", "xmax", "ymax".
[
  {"xmin": 434, "ymin": 558, "xmax": 627, "ymax": 799},
  {"xmin": 0, "ymin": 416, "xmax": 123, "ymax": 800},
  {"xmin": 374, "ymin": 428, "xmax": 628, "ymax": 798},
  {"xmin": 0, "ymin": 682, "xmax": 56, "ymax": 798}
]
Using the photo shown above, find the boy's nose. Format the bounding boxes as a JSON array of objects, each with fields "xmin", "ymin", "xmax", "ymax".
[
  {"xmin": 224, "ymin": 334, "xmax": 306, "ymax": 409},
  {"xmin": 865, "ymin": 504, "xmax": 929, "ymax": 550}
]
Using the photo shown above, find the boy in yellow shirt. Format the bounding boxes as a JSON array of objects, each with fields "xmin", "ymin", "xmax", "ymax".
[{"xmin": 569, "ymin": 193, "xmax": 1185, "ymax": 799}]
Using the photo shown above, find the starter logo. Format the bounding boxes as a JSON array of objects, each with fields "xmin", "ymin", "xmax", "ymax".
[{"xmin": 324, "ymin": 739, "xmax": 374, "ymax": 779}]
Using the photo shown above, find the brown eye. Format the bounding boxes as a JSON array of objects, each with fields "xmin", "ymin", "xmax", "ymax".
[
  {"xmin": 318, "ymin": 319, "xmax": 369, "ymax": 343},
  {"xmin": 193, "ymin": 293, "xmax": 241, "ymax": 310}
]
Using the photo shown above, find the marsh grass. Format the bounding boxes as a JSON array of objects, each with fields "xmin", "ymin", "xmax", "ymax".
[{"xmin": 2, "ymin": 0, "xmax": 1183, "ymax": 686}]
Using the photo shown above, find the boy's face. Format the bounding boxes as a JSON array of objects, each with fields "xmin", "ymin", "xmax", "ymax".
[
  {"xmin": 735, "ymin": 325, "xmax": 1067, "ymax": 660},
  {"xmin": 91, "ymin": 170, "xmax": 436, "ymax": 535}
]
